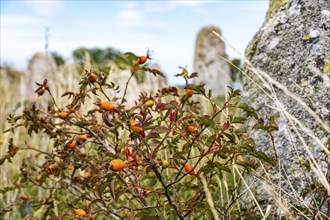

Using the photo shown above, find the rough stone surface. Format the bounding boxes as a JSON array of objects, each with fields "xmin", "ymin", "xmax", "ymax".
[
  {"xmin": 193, "ymin": 26, "xmax": 231, "ymax": 97},
  {"xmin": 243, "ymin": 0, "xmax": 330, "ymax": 217}
]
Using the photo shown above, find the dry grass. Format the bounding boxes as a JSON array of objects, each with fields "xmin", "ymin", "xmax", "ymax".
[{"xmin": 0, "ymin": 62, "xmax": 84, "ymax": 218}]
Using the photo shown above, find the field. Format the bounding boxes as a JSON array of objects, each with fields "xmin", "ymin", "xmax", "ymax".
[{"xmin": 0, "ymin": 43, "xmax": 329, "ymax": 219}]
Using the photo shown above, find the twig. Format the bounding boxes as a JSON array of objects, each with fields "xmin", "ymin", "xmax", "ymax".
[
  {"xmin": 82, "ymin": 126, "xmax": 115, "ymax": 153},
  {"xmin": 151, "ymin": 165, "xmax": 184, "ymax": 219},
  {"xmin": 121, "ymin": 73, "xmax": 134, "ymax": 104}
]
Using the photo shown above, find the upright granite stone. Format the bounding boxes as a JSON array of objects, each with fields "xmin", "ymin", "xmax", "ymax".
[
  {"xmin": 193, "ymin": 26, "xmax": 231, "ymax": 97},
  {"xmin": 243, "ymin": 0, "xmax": 330, "ymax": 217},
  {"xmin": 21, "ymin": 52, "xmax": 58, "ymax": 99}
]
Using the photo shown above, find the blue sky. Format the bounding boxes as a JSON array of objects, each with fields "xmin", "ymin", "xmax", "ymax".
[{"xmin": 1, "ymin": 0, "xmax": 269, "ymax": 85}]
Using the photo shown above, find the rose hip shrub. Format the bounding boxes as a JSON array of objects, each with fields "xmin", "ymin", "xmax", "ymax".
[{"xmin": 1, "ymin": 52, "xmax": 278, "ymax": 219}]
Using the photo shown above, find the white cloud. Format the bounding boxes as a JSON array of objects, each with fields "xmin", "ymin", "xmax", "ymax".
[
  {"xmin": 1, "ymin": 14, "xmax": 44, "ymax": 26},
  {"xmin": 115, "ymin": 20, "xmax": 165, "ymax": 29},
  {"xmin": 115, "ymin": 8, "xmax": 165, "ymax": 29},
  {"xmin": 25, "ymin": 0, "xmax": 64, "ymax": 18},
  {"xmin": 117, "ymin": 10, "xmax": 144, "ymax": 23}
]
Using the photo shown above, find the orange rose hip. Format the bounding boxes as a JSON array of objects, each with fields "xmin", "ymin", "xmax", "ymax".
[
  {"xmin": 100, "ymin": 101, "xmax": 114, "ymax": 111},
  {"xmin": 186, "ymin": 89, "xmax": 193, "ymax": 98},
  {"xmin": 110, "ymin": 159, "xmax": 125, "ymax": 172},
  {"xmin": 75, "ymin": 208, "xmax": 86, "ymax": 217},
  {"xmin": 67, "ymin": 141, "xmax": 76, "ymax": 149},
  {"xmin": 59, "ymin": 112, "xmax": 68, "ymax": 119},
  {"xmin": 187, "ymin": 125, "xmax": 197, "ymax": 133},
  {"xmin": 130, "ymin": 120, "xmax": 143, "ymax": 133}
]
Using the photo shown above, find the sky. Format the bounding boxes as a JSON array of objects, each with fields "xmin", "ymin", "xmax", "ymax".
[{"xmin": 1, "ymin": 0, "xmax": 269, "ymax": 85}]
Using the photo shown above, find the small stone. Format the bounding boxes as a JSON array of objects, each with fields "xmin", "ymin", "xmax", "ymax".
[{"xmin": 21, "ymin": 52, "xmax": 57, "ymax": 99}]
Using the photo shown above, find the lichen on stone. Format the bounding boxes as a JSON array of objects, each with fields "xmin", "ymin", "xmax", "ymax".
[
  {"xmin": 266, "ymin": 0, "xmax": 289, "ymax": 20},
  {"xmin": 303, "ymin": 35, "xmax": 311, "ymax": 41},
  {"xmin": 324, "ymin": 60, "xmax": 330, "ymax": 76}
]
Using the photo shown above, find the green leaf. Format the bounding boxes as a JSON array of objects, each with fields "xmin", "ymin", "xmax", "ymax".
[
  {"xmin": 250, "ymin": 151, "xmax": 274, "ymax": 164},
  {"xmin": 234, "ymin": 129, "xmax": 246, "ymax": 136},
  {"xmin": 242, "ymin": 138, "xmax": 255, "ymax": 146},
  {"xmin": 98, "ymin": 182, "xmax": 110, "ymax": 195},
  {"xmin": 236, "ymin": 159, "xmax": 257, "ymax": 170},
  {"xmin": 231, "ymin": 117, "xmax": 247, "ymax": 124},
  {"xmin": 267, "ymin": 113, "xmax": 280, "ymax": 124},
  {"xmin": 198, "ymin": 117, "xmax": 214, "ymax": 128},
  {"xmin": 236, "ymin": 104, "xmax": 258, "ymax": 118},
  {"xmin": 147, "ymin": 178, "xmax": 158, "ymax": 186},
  {"xmin": 208, "ymin": 89, "xmax": 212, "ymax": 98},
  {"xmin": 253, "ymin": 123, "xmax": 268, "ymax": 130},
  {"xmin": 215, "ymin": 162, "xmax": 231, "ymax": 173},
  {"xmin": 223, "ymin": 132, "xmax": 235, "ymax": 142},
  {"xmin": 268, "ymin": 125, "xmax": 278, "ymax": 132},
  {"xmin": 133, "ymin": 69, "xmax": 146, "ymax": 84},
  {"xmin": 202, "ymin": 165, "xmax": 213, "ymax": 174},
  {"xmin": 240, "ymin": 144, "xmax": 254, "ymax": 152},
  {"xmin": 227, "ymin": 87, "xmax": 241, "ymax": 98},
  {"xmin": 186, "ymin": 84, "xmax": 206, "ymax": 95},
  {"xmin": 116, "ymin": 174, "xmax": 127, "ymax": 186},
  {"xmin": 28, "ymin": 127, "xmax": 33, "ymax": 136}
]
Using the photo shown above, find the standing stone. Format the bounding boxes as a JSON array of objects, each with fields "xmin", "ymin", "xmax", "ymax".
[
  {"xmin": 21, "ymin": 52, "xmax": 58, "ymax": 99},
  {"xmin": 143, "ymin": 63, "xmax": 168, "ymax": 92},
  {"xmin": 243, "ymin": 0, "xmax": 330, "ymax": 217},
  {"xmin": 193, "ymin": 26, "xmax": 231, "ymax": 97}
]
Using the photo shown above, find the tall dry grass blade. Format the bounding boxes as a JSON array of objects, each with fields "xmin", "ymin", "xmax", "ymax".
[
  {"xmin": 201, "ymin": 174, "xmax": 220, "ymax": 220},
  {"xmin": 264, "ymin": 205, "xmax": 272, "ymax": 219},
  {"xmin": 261, "ymin": 182, "xmax": 292, "ymax": 218},
  {"xmin": 233, "ymin": 165, "xmax": 265, "ymax": 218}
]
